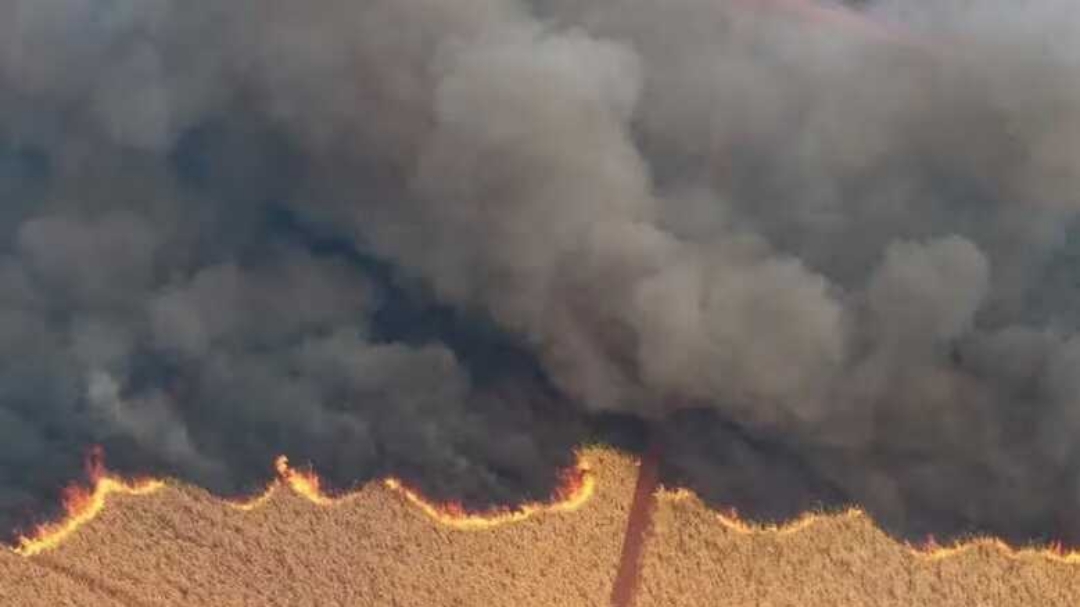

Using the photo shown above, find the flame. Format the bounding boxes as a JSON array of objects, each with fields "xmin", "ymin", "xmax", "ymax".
[
  {"xmin": 909, "ymin": 534, "xmax": 1080, "ymax": 564},
  {"xmin": 226, "ymin": 487, "xmax": 275, "ymax": 512},
  {"xmin": 658, "ymin": 486, "xmax": 1080, "ymax": 564},
  {"xmin": 13, "ymin": 448, "xmax": 1080, "ymax": 566},
  {"xmin": 13, "ymin": 447, "xmax": 165, "ymax": 557},
  {"xmin": 383, "ymin": 460, "xmax": 596, "ymax": 530},
  {"xmin": 223, "ymin": 456, "xmax": 334, "ymax": 510},
  {"xmin": 9, "ymin": 448, "xmax": 596, "ymax": 555},
  {"xmin": 237, "ymin": 455, "xmax": 598, "ymax": 523},
  {"xmin": 716, "ymin": 505, "xmax": 867, "ymax": 537},
  {"xmin": 274, "ymin": 455, "xmax": 334, "ymax": 506}
]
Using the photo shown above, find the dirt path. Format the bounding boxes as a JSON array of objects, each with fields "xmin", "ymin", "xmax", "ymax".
[{"xmin": 609, "ymin": 443, "xmax": 661, "ymax": 607}]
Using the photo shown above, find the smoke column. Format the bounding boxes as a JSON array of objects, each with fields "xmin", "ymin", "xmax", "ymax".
[{"xmin": 2, "ymin": 0, "xmax": 1080, "ymax": 548}]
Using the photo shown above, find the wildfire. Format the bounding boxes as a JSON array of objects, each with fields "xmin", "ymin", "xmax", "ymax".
[
  {"xmin": 718, "ymin": 505, "xmax": 868, "ymax": 537},
  {"xmin": 274, "ymin": 455, "xmax": 334, "ymax": 506},
  {"xmin": 658, "ymin": 487, "xmax": 1080, "ymax": 564},
  {"xmin": 9, "ymin": 448, "xmax": 596, "ymax": 556},
  {"xmin": 12, "ymin": 447, "xmax": 1080, "ymax": 568},
  {"xmin": 909, "ymin": 535, "xmax": 1080, "ymax": 565},
  {"xmin": 237, "ymin": 454, "xmax": 597, "ymax": 525},
  {"xmin": 224, "ymin": 456, "xmax": 336, "ymax": 510},
  {"xmin": 13, "ymin": 447, "xmax": 165, "ymax": 557},
  {"xmin": 659, "ymin": 487, "xmax": 867, "ymax": 536},
  {"xmin": 382, "ymin": 459, "xmax": 596, "ymax": 530},
  {"xmin": 226, "ymin": 489, "xmax": 274, "ymax": 512}
]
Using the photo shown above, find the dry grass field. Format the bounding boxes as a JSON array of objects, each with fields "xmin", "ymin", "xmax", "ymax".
[
  {"xmin": 3, "ymin": 447, "xmax": 1080, "ymax": 606},
  {"xmin": 638, "ymin": 491, "xmax": 1080, "ymax": 607}
]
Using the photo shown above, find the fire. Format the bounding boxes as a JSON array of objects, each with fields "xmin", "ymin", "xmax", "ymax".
[
  {"xmin": 382, "ymin": 459, "xmax": 596, "ymax": 530},
  {"xmin": 658, "ymin": 487, "xmax": 1080, "ymax": 564},
  {"xmin": 9, "ymin": 448, "xmax": 596, "ymax": 555},
  {"xmin": 223, "ymin": 456, "xmax": 331, "ymax": 511},
  {"xmin": 242, "ymin": 454, "xmax": 597, "ymax": 525},
  {"xmin": 274, "ymin": 455, "xmax": 334, "ymax": 506},
  {"xmin": 13, "ymin": 447, "xmax": 165, "ymax": 557},
  {"xmin": 716, "ymin": 505, "xmax": 867, "ymax": 537},
  {"xmin": 13, "ymin": 447, "xmax": 1080, "ymax": 567},
  {"xmin": 226, "ymin": 486, "xmax": 275, "ymax": 512},
  {"xmin": 909, "ymin": 534, "xmax": 1080, "ymax": 565}
]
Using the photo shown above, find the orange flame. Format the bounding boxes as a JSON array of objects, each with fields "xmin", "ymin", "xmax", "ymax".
[
  {"xmin": 908, "ymin": 534, "xmax": 1080, "ymax": 564},
  {"xmin": 274, "ymin": 455, "xmax": 334, "ymax": 506},
  {"xmin": 232, "ymin": 455, "xmax": 598, "ymax": 524},
  {"xmin": 15, "ymin": 448, "xmax": 1080, "ymax": 566},
  {"xmin": 222, "ymin": 456, "xmax": 333, "ymax": 510},
  {"xmin": 13, "ymin": 447, "xmax": 165, "ymax": 557},
  {"xmin": 658, "ymin": 487, "xmax": 1080, "ymax": 564},
  {"xmin": 382, "ymin": 460, "xmax": 596, "ymax": 530},
  {"xmin": 717, "ymin": 505, "xmax": 867, "ymax": 537},
  {"xmin": 9, "ymin": 448, "xmax": 596, "ymax": 556},
  {"xmin": 225, "ymin": 489, "xmax": 274, "ymax": 512}
]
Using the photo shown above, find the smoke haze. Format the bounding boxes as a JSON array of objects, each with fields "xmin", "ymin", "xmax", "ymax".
[{"xmin": 2, "ymin": 0, "xmax": 1080, "ymax": 547}]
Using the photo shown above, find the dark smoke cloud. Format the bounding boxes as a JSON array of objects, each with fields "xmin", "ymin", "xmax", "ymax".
[{"xmin": 2, "ymin": 0, "xmax": 1080, "ymax": 548}]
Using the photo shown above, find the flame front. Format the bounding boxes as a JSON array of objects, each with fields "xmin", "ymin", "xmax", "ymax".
[
  {"xmin": 226, "ymin": 489, "xmax": 274, "ymax": 512},
  {"xmin": 238, "ymin": 454, "xmax": 596, "ymax": 522},
  {"xmin": 12, "ymin": 449, "xmax": 1080, "ymax": 566},
  {"xmin": 274, "ymin": 455, "xmax": 334, "ymax": 506},
  {"xmin": 14, "ymin": 447, "xmax": 165, "ymax": 557},
  {"xmin": 382, "ymin": 459, "xmax": 596, "ymax": 530},
  {"xmin": 224, "ymin": 456, "xmax": 334, "ymax": 510},
  {"xmin": 910, "ymin": 534, "xmax": 1080, "ymax": 564},
  {"xmin": 11, "ymin": 450, "xmax": 596, "ymax": 556},
  {"xmin": 658, "ymin": 487, "xmax": 1080, "ymax": 564}
]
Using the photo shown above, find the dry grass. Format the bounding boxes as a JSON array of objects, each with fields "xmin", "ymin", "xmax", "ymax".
[
  {"xmin": 4, "ymin": 448, "xmax": 1080, "ymax": 606},
  {"xmin": 1, "ymin": 448, "xmax": 634, "ymax": 607},
  {"xmin": 638, "ymin": 491, "xmax": 1080, "ymax": 606}
]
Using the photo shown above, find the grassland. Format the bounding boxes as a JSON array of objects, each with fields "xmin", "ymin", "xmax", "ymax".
[
  {"xmin": 638, "ymin": 491, "xmax": 1080, "ymax": 606},
  {"xmin": 3, "ymin": 448, "xmax": 1080, "ymax": 606}
]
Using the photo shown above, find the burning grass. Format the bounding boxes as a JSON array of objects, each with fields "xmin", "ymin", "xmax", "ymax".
[
  {"xmin": 636, "ymin": 488, "xmax": 1080, "ymax": 606},
  {"xmin": 1, "ymin": 448, "xmax": 630, "ymax": 607},
  {"xmin": 4, "ymin": 448, "xmax": 1080, "ymax": 606}
]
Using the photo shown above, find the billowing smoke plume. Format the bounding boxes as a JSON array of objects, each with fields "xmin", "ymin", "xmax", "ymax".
[{"xmin": 2, "ymin": 0, "xmax": 1080, "ymax": 546}]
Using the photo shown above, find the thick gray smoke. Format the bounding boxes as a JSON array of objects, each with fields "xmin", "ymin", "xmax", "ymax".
[{"xmin": 3, "ymin": 0, "xmax": 1080, "ymax": 546}]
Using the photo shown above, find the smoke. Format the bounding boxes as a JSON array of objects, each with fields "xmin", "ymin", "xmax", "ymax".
[{"xmin": 2, "ymin": 0, "xmax": 1080, "ymax": 547}]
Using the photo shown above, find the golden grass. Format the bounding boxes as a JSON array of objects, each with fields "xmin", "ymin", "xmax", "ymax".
[
  {"xmin": 4, "ymin": 447, "xmax": 1080, "ymax": 606},
  {"xmin": 1, "ymin": 448, "xmax": 634, "ymax": 607},
  {"xmin": 637, "ymin": 489, "xmax": 1080, "ymax": 606}
]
